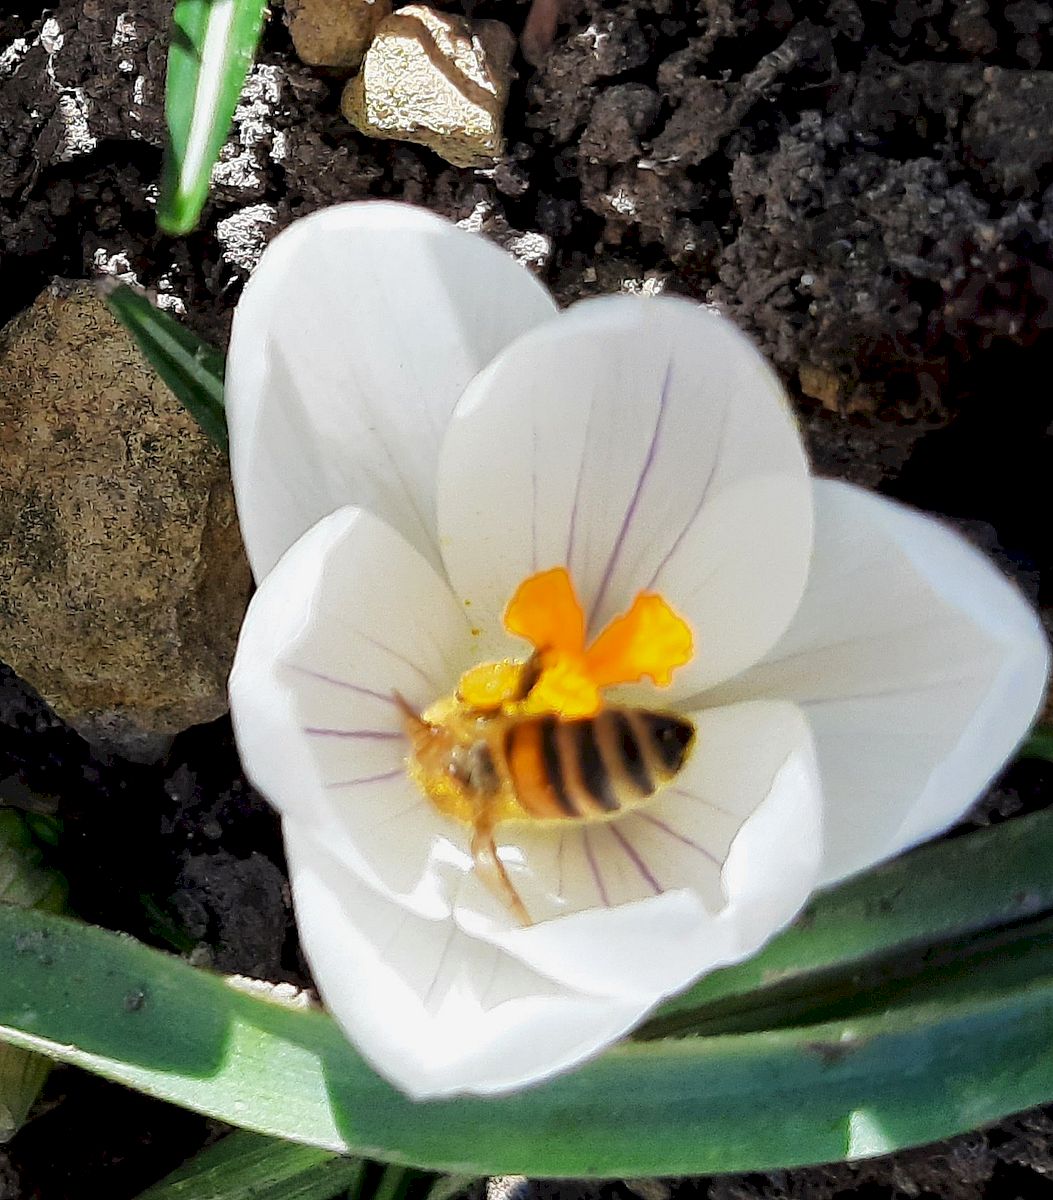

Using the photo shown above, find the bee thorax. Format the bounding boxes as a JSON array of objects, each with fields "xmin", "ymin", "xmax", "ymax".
[{"xmin": 449, "ymin": 741, "xmax": 500, "ymax": 796}]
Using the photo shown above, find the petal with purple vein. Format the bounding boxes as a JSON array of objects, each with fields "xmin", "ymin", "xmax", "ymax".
[{"xmin": 438, "ymin": 296, "xmax": 813, "ymax": 693}]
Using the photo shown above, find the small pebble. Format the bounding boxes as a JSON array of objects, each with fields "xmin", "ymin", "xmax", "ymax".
[
  {"xmin": 342, "ymin": 5, "xmax": 515, "ymax": 168},
  {"xmin": 286, "ymin": 0, "xmax": 392, "ymax": 72}
]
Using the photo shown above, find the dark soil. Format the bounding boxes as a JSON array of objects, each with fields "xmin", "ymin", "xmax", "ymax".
[{"xmin": 1, "ymin": 0, "xmax": 1052, "ymax": 1195}]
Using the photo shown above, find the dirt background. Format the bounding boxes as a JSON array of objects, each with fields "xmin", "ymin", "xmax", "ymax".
[{"xmin": 1, "ymin": 0, "xmax": 1052, "ymax": 1195}]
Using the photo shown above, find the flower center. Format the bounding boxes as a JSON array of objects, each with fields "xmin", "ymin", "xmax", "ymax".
[
  {"xmin": 401, "ymin": 568, "xmax": 693, "ymax": 827},
  {"xmin": 398, "ymin": 569, "xmax": 694, "ymax": 924}
]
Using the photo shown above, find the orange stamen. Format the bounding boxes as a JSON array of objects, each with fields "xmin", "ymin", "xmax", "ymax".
[
  {"xmin": 489, "ymin": 566, "xmax": 693, "ymax": 719},
  {"xmin": 520, "ymin": 659, "xmax": 602, "ymax": 719},
  {"xmin": 504, "ymin": 567, "xmax": 585, "ymax": 657},
  {"xmin": 584, "ymin": 592, "xmax": 694, "ymax": 689}
]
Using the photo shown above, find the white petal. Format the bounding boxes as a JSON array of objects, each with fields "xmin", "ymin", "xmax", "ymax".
[
  {"xmin": 704, "ymin": 480, "xmax": 1050, "ymax": 884},
  {"xmin": 437, "ymin": 296, "xmax": 814, "ymax": 690},
  {"xmin": 285, "ymin": 820, "xmax": 655, "ymax": 1099},
  {"xmin": 226, "ymin": 202, "xmax": 558, "ymax": 580},
  {"xmin": 229, "ymin": 505, "xmax": 483, "ymax": 917},
  {"xmin": 458, "ymin": 700, "xmax": 823, "ymax": 1001}
]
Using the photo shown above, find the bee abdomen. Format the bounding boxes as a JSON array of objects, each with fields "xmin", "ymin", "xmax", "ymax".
[{"xmin": 503, "ymin": 708, "xmax": 695, "ymax": 821}]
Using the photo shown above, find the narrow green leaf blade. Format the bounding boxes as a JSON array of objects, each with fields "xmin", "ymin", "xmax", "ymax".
[
  {"xmin": 3, "ymin": 901, "xmax": 1053, "ymax": 1176},
  {"xmin": 0, "ymin": 811, "xmax": 66, "ymax": 1141},
  {"xmin": 103, "ymin": 282, "xmax": 227, "ymax": 449},
  {"xmin": 160, "ymin": 0, "xmax": 268, "ymax": 236},
  {"xmin": 136, "ymin": 1130, "xmax": 362, "ymax": 1200},
  {"xmin": 646, "ymin": 804, "xmax": 1053, "ymax": 1034}
]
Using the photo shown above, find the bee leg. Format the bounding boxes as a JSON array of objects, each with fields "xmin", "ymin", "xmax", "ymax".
[
  {"xmin": 393, "ymin": 691, "xmax": 455, "ymax": 779},
  {"xmin": 392, "ymin": 690, "xmax": 428, "ymax": 739},
  {"xmin": 510, "ymin": 651, "xmax": 542, "ymax": 702},
  {"xmin": 470, "ymin": 808, "xmax": 532, "ymax": 927}
]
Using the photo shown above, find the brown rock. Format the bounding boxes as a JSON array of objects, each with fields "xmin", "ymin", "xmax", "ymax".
[
  {"xmin": 0, "ymin": 281, "xmax": 251, "ymax": 761},
  {"xmin": 286, "ymin": 0, "xmax": 392, "ymax": 72},
  {"xmin": 341, "ymin": 5, "xmax": 515, "ymax": 168},
  {"xmin": 798, "ymin": 363, "xmax": 843, "ymax": 412}
]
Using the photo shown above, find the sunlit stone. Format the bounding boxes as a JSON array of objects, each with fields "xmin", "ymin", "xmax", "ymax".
[{"xmin": 341, "ymin": 5, "xmax": 515, "ymax": 168}]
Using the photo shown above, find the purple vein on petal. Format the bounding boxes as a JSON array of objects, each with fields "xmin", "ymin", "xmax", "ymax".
[
  {"xmin": 644, "ymin": 398, "xmax": 730, "ymax": 592},
  {"xmin": 636, "ymin": 811, "xmax": 721, "ymax": 866},
  {"xmin": 424, "ymin": 924, "xmax": 458, "ymax": 1007},
  {"xmin": 582, "ymin": 827, "xmax": 610, "ymax": 908},
  {"xmin": 376, "ymin": 912, "xmax": 411, "ymax": 962},
  {"xmin": 367, "ymin": 800, "xmax": 427, "ymax": 831},
  {"xmin": 757, "ymin": 618, "xmax": 956, "ymax": 672},
  {"xmin": 670, "ymin": 787, "xmax": 738, "ymax": 820},
  {"xmin": 287, "ymin": 664, "xmax": 397, "ymax": 706},
  {"xmin": 304, "ymin": 727, "xmax": 403, "ymax": 740},
  {"xmin": 679, "ymin": 557, "xmax": 724, "ymax": 605},
  {"xmin": 324, "ymin": 767, "xmax": 404, "ymax": 789},
  {"xmin": 608, "ymin": 823, "xmax": 664, "ymax": 895},
  {"xmin": 346, "ymin": 359, "xmax": 435, "ymax": 551},
  {"xmin": 588, "ymin": 360, "xmax": 673, "ymax": 630},
  {"xmin": 556, "ymin": 831, "xmax": 567, "ymax": 901},
  {"xmin": 799, "ymin": 670, "xmax": 994, "ymax": 707},
  {"xmin": 566, "ymin": 390, "xmax": 601, "ymax": 567},
  {"xmin": 531, "ymin": 422, "xmax": 539, "ymax": 574},
  {"xmin": 479, "ymin": 947, "xmax": 503, "ymax": 1008},
  {"xmin": 361, "ymin": 633, "xmax": 440, "ymax": 690}
]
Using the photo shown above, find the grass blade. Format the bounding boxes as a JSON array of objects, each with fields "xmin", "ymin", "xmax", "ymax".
[
  {"xmin": 103, "ymin": 282, "xmax": 227, "ymax": 449},
  {"xmin": 135, "ymin": 1129, "xmax": 363, "ymax": 1200},
  {"xmin": 160, "ymin": 0, "xmax": 268, "ymax": 236},
  {"xmin": 3, "ymin": 890, "xmax": 1053, "ymax": 1175}
]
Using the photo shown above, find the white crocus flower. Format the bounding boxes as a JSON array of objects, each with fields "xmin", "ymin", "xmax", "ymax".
[{"xmin": 227, "ymin": 202, "xmax": 1049, "ymax": 1100}]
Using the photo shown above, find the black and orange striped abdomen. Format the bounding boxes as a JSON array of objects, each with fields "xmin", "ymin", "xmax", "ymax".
[{"xmin": 500, "ymin": 707, "xmax": 695, "ymax": 821}]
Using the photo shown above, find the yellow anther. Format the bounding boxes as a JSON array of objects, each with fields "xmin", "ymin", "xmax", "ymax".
[{"xmin": 457, "ymin": 660, "xmax": 530, "ymax": 711}]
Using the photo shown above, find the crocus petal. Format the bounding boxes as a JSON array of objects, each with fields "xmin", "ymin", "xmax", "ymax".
[
  {"xmin": 229, "ymin": 505, "xmax": 484, "ymax": 917},
  {"xmin": 458, "ymin": 700, "xmax": 823, "ymax": 1002},
  {"xmin": 226, "ymin": 202, "xmax": 558, "ymax": 580},
  {"xmin": 437, "ymin": 296, "xmax": 814, "ymax": 694},
  {"xmin": 703, "ymin": 480, "xmax": 1050, "ymax": 885},
  {"xmin": 284, "ymin": 820, "xmax": 659, "ymax": 1099}
]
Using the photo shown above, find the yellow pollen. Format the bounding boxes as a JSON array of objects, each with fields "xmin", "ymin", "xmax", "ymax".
[{"xmin": 456, "ymin": 567, "xmax": 694, "ymax": 720}]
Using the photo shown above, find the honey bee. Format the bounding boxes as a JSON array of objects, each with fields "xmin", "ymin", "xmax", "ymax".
[{"xmin": 395, "ymin": 680, "xmax": 695, "ymax": 925}]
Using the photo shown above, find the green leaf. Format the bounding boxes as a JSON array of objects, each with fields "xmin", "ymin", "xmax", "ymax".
[
  {"xmin": 644, "ymin": 804, "xmax": 1053, "ymax": 1036},
  {"xmin": 0, "ymin": 1038, "xmax": 50, "ymax": 1144},
  {"xmin": 103, "ymin": 282, "xmax": 227, "ymax": 449},
  {"xmin": 423, "ymin": 1175, "xmax": 477, "ymax": 1200},
  {"xmin": 1021, "ymin": 724, "xmax": 1053, "ymax": 763},
  {"xmin": 160, "ymin": 0, "xmax": 268, "ymax": 236},
  {"xmin": 3, "ymin": 893, "xmax": 1053, "ymax": 1176},
  {"xmin": 135, "ymin": 1130, "xmax": 363, "ymax": 1200},
  {"xmin": 367, "ymin": 1165, "xmax": 431, "ymax": 1200},
  {"xmin": 0, "ymin": 811, "xmax": 66, "ymax": 915},
  {"xmin": 0, "ymin": 810, "xmax": 67, "ymax": 1141}
]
